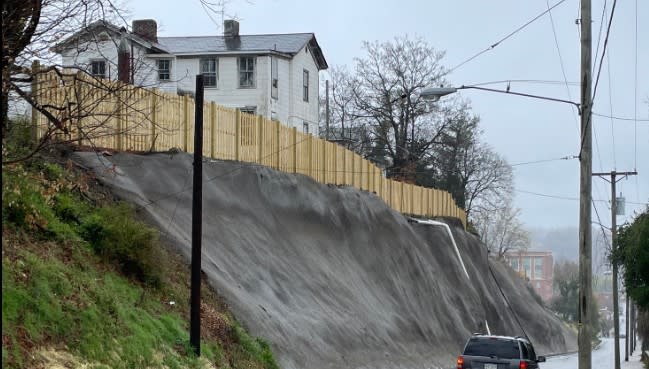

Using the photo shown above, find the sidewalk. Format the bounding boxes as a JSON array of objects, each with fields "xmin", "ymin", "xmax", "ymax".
[{"xmin": 622, "ymin": 345, "xmax": 646, "ymax": 369}]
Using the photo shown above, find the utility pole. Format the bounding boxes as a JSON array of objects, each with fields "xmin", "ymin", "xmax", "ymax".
[
  {"xmin": 625, "ymin": 294, "xmax": 629, "ymax": 361},
  {"xmin": 631, "ymin": 302, "xmax": 636, "ymax": 352},
  {"xmin": 190, "ymin": 74, "xmax": 205, "ymax": 356},
  {"xmin": 325, "ymin": 80, "xmax": 330, "ymax": 140},
  {"xmin": 593, "ymin": 170, "xmax": 637, "ymax": 369},
  {"xmin": 578, "ymin": 0, "xmax": 593, "ymax": 368}
]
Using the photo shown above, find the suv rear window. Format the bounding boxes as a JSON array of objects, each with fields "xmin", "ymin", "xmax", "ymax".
[{"xmin": 463, "ymin": 338, "xmax": 520, "ymax": 359}]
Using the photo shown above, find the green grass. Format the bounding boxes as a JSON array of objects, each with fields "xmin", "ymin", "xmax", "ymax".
[{"xmin": 2, "ymin": 158, "xmax": 279, "ymax": 369}]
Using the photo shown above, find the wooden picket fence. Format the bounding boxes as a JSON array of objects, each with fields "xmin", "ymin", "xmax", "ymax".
[{"xmin": 33, "ymin": 68, "xmax": 467, "ymax": 227}]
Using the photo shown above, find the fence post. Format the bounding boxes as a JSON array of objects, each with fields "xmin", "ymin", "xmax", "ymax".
[
  {"xmin": 411, "ymin": 185, "xmax": 415, "ymax": 215},
  {"xmin": 257, "ymin": 115, "xmax": 264, "ymax": 164},
  {"xmin": 117, "ymin": 94, "xmax": 125, "ymax": 151},
  {"xmin": 275, "ymin": 120, "xmax": 281, "ymax": 170},
  {"xmin": 292, "ymin": 127, "xmax": 297, "ymax": 173},
  {"xmin": 210, "ymin": 102, "xmax": 217, "ymax": 158},
  {"xmin": 150, "ymin": 91, "xmax": 157, "ymax": 151},
  {"xmin": 342, "ymin": 149, "xmax": 347, "ymax": 185},
  {"xmin": 235, "ymin": 109, "xmax": 241, "ymax": 161},
  {"xmin": 377, "ymin": 171, "xmax": 382, "ymax": 197},
  {"xmin": 183, "ymin": 94, "xmax": 189, "ymax": 151},
  {"xmin": 307, "ymin": 134, "xmax": 313, "ymax": 177},
  {"xmin": 74, "ymin": 74, "xmax": 83, "ymax": 146},
  {"xmin": 321, "ymin": 140, "xmax": 326, "ymax": 182},
  {"xmin": 400, "ymin": 181, "xmax": 405, "ymax": 214},
  {"xmin": 420, "ymin": 187, "xmax": 425, "ymax": 216}
]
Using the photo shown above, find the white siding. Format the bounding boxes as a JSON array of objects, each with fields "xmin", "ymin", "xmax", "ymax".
[
  {"xmin": 59, "ymin": 37, "xmax": 177, "ymax": 93},
  {"xmin": 288, "ymin": 45, "xmax": 320, "ymax": 135},
  {"xmin": 58, "ymin": 37, "xmax": 322, "ymax": 133},
  {"xmin": 61, "ymin": 39, "xmax": 122, "ymax": 79},
  {"xmin": 269, "ymin": 56, "xmax": 291, "ymax": 124},
  {"xmin": 175, "ymin": 55, "xmax": 270, "ymax": 116},
  {"xmin": 140, "ymin": 55, "xmax": 178, "ymax": 94}
]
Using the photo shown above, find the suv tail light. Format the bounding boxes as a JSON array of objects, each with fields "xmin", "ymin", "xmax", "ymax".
[
  {"xmin": 456, "ymin": 355, "xmax": 464, "ymax": 369},
  {"xmin": 519, "ymin": 360, "xmax": 528, "ymax": 369}
]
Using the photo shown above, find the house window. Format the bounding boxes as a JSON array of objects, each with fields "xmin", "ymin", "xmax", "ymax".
[
  {"xmin": 239, "ymin": 57, "xmax": 256, "ymax": 88},
  {"xmin": 200, "ymin": 58, "xmax": 218, "ymax": 87},
  {"xmin": 158, "ymin": 59, "xmax": 171, "ymax": 81},
  {"xmin": 303, "ymin": 122, "xmax": 309, "ymax": 134},
  {"xmin": 271, "ymin": 57, "xmax": 278, "ymax": 99},
  {"xmin": 302, "ymin": 69, "xmax": 309, "ymax": 102},
  {"xmin": 90, "ymin": 60, "xmax": 106, "ymax": 78},
  {"xmin": 510, "ymin": 258, "xmax": 519, "ymax": 272},
  {"xmin": 534, "ymin": 257, "xmax": 543, "ymax": 280}
]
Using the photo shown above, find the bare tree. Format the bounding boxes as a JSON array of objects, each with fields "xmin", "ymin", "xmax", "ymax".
[
  {"xmin": 2, "ymin": 0, "xmax": 169, "ymax": 164},
  {"xmin": 418, "ymin": 101, "xmax": 513, "ymax": 218},
  {"xmin": 319, "ymin": 66, "xmax": 360, "ymax": 148},
  {"xmin": 473, "ymin": 196, "xmax": 530, "ymax": 259},
  {"xmin": 340, "ymin": 36, "xmax": 450, "ymax": 181}
]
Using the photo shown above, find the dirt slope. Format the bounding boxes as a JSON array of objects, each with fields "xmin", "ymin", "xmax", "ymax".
[{"xmin": 73, "ymin": 152, "xmax": 576, "ymax": 369}]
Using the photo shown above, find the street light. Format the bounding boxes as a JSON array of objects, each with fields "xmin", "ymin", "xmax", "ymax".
[
  {"xmin": 420, "ymin": 85, "xmax": 581, "ymax": 112},
  {"xmin": 419, "ymin": 87, "xmax": 458, "ymax": 101}
]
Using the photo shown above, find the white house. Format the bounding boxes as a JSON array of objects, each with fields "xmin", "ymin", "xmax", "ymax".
[{"xmin": 52, "ymin": 19, "xmax": 328, "ymax": 135}]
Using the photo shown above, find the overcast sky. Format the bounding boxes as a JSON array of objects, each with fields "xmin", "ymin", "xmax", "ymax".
[{"xmin": 128, "ymin": 0, "xmax": 648, "ymax": 233}]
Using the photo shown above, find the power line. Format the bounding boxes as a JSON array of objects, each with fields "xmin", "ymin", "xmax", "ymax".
[
  {"xmin": 592, "ymin": 112, "xmax": 649, "ymax": 122},
  {"xmin": 515, "ymin": 189, "xmax": 647, "ymax": 206},
  {"xmin": 447, "ymin": 0, "xmax": 569, "ymax": 74},
  {"xmin": 591, "ymin": 0, "xmax": 617, "ymax": 107},
  {"xmin": 593, "ymin": 0, "xmax": 609, "ymax": 76},
  {"xmin": 606, "ymin": 52, "xmax": 616, "ymax": 169},
  {"xmin": 545, "ymin": 0, "xmax": 580, "ymax": 135},
  {"xmin": 468, "ymin": 79, "xmax": 579, "ymax": 87},
  {"xmin": 580, "ymin": 0, "xmax": 618, "ymax": 159},
  {"xmin": 510, "ymin": 155, "xmax": 576, "ymax": 167}
]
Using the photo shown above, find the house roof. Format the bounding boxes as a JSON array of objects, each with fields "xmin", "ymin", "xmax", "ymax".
[
  {"xmin": 51, "ymin": 20, "xmax": 168, "ymax": 54},
  {"xmin": 157, "ymin": 34, "xmax": 328, "ymax": 70},
  {"xmin": 53, "ymin": 20, "xmax": 328, "ymax": 70}
]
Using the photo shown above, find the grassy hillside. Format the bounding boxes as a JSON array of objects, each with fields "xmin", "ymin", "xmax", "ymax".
[{"xmin": 2, "ymin": 153, "xmax": 279, "ymax": 369}]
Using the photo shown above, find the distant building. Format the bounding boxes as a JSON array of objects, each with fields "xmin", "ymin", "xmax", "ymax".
[{"xmin": 504, "ymin": 250, "xmax": 554, "ymax": 302}]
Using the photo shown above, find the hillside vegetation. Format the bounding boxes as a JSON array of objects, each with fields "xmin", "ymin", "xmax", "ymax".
[{"xmin": 1, "ymin": 149, "xmax": 279, "ymax": 369}]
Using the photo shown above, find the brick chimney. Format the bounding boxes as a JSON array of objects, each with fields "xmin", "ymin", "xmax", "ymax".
[
  {"xmin": 117, "ymin": 28, "xmax": 131, "ymax": 83},
  {"xmin": 132, "ymin": 19, "xmax": 157, "ymax": 42},
  {"xmin": 223, "ymin": 19, "xmax": 239, "ymax": 37}
]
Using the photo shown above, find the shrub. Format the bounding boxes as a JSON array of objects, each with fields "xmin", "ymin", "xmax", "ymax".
[
  {"xmin": 80, "ymin": 203, "xmax": 164, "ymax": 286},
  {"xmin": 2, "ymin": 116, "xmax": 33, "ymax": 161},
  {"xmin": 53, "ymin": 193, "xmax": 87, "ymax": 224},
  {"xmin": 2, "ymin": 165, "xmax": 52, "ymax": 230}
]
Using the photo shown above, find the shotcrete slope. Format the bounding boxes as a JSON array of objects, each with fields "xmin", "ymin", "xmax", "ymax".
[{"xmin": 74, "ymin": 152, "xmax": 576, "ymax": 369}]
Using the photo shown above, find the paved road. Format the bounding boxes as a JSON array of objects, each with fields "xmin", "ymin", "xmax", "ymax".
[{"xmin": 545, "ymin": 338, "xmax": 631, "ymax": 369}]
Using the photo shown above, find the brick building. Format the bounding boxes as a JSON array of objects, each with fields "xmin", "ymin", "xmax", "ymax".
[{"xmin": 504, "ymin": 250, "xmax": 554, "ymax": 302}]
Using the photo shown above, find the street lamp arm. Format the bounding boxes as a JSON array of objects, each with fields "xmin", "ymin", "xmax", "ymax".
[
  {"xmin": 459, "ymin": 85, "xmax": 582, "ymax": 113},
  {"xmin": 420, "ymin": 85, "xmax": 582, "ymax": 114}
]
